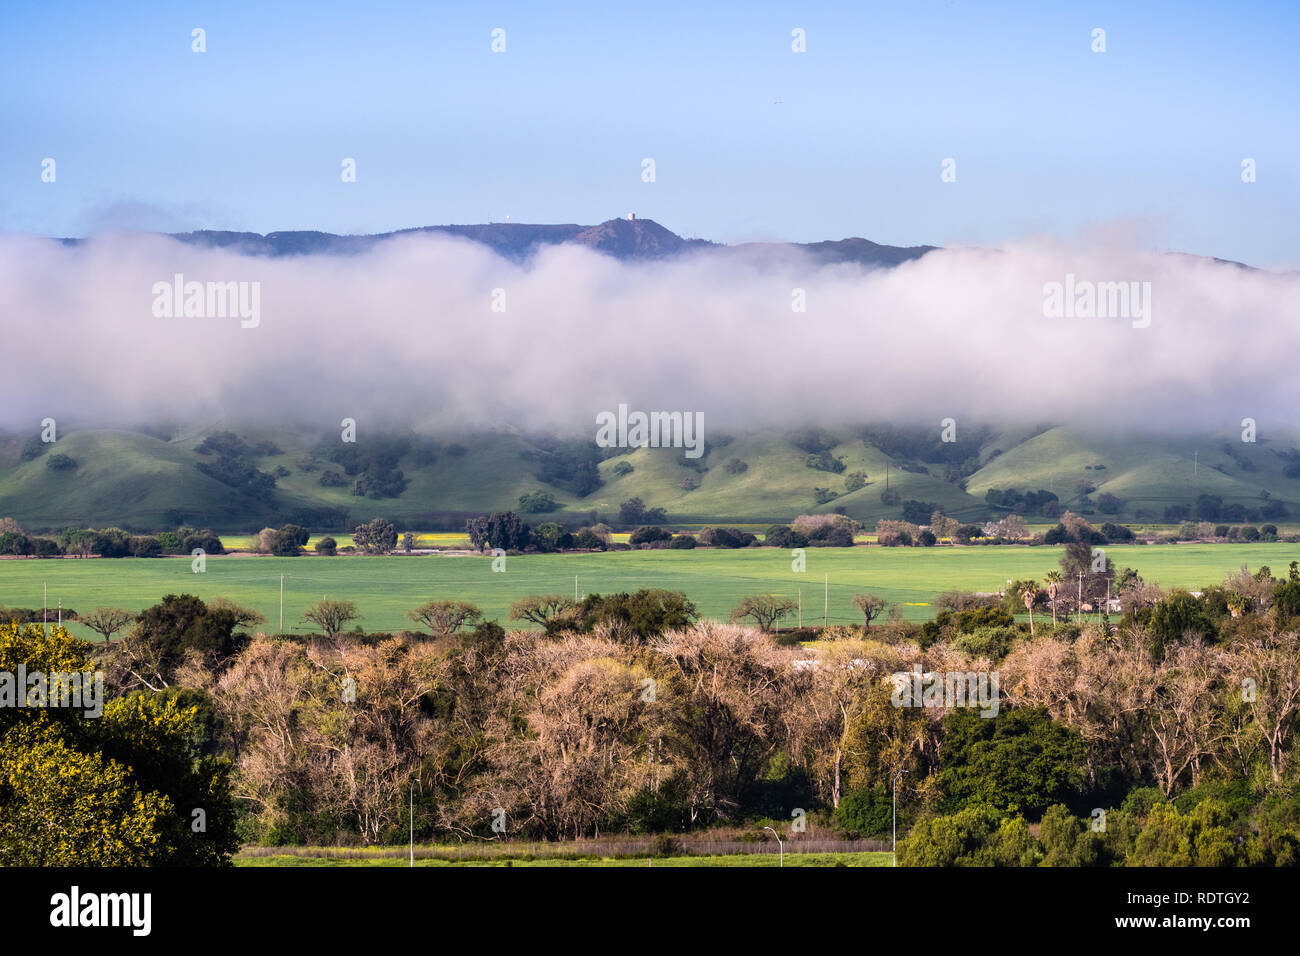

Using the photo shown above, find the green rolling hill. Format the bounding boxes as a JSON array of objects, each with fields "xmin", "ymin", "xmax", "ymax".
[{"xmin": 2, "ymin": 422, "xmax": 1298, "ymax": 533}]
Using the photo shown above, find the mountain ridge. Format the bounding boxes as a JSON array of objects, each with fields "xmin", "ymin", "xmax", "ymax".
[{"xmin": 57, "ymin": 217, "xmax": 939, "ymax": 269}]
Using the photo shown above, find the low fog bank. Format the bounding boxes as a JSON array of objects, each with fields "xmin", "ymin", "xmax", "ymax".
[{"xmin": 1, "ymin": 228, "xmax": 1296, "ymax": 438}]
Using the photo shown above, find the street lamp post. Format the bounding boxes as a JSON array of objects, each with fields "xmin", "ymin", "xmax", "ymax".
[{"xmin": 763, "ymin": 826, "xmax": 783, "ymax": 867}]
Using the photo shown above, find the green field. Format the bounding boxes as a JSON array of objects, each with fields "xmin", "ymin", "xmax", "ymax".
[{"xmin": 2, "ymin": 543, "xmax": 1293, "ymax": 641}]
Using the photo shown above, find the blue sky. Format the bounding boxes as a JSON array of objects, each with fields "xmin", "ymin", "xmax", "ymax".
[{"xmin": 2, "ymin": 0, "xmax": 1297, "ymax": 265}]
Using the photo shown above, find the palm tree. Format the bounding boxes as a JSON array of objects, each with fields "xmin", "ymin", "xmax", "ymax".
[
  {"xmin": 1019, "ymin": 581, "xmax": 1040, "ymax": 636},
  {"xmin": 1044, "ymin": 571, "xmax": 1063, "ymax": 626}
]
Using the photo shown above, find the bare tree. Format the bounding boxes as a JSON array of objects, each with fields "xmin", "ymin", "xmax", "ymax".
[
  {"xmin": 1230, "ymin": 627, "xmax": 1300, "ymax": 783},
  {"xmin": 80, "ymin": 606, "xmax": 135, "ymax": 646},
  {"xmin": 301, "ymin": 599, "xmax": 359, "ymax": 639},
  {"xmin": 730, "ymin": 595, "xmax": 797, "ymax": 633},
  {"xmin": 408, "ymin": 600, "xmax": 482, "ymax": 639},
  {"xmin": 508, "ymin": 595, "xmax": 578, "ymax": 631},
  {"xmin": 852, "ymin": 593, "xmax": 887, "ymax": 631},
  {"xmin": 785, "ymin": 640, "xmax": 891, "ymax": 808}
]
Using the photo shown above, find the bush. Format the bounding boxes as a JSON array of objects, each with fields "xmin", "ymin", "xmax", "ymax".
[
  {"xmin": 31, "ymin": 538, "xmax": 62, "ymax": 557},
  {"xmin": 517, "ymin": 491, "xmax": 558, "ymax": 513},
  {"xmin": 649, "ymin": 834, "xmax": 681, "ymax": 858},
  {"xmin": 1097, "ymin": 493, "xmax": 1123, "ymax": 514},
  {"xmin": 354, "ymin": 517, "xmax": 399, "ymax": 553},
  {"xmin": 20, "ymin": 437, "xmax": 48, "ymax": 461},
  {"xmin": 45, "ymin": 454, "xmax": 77, "ymax": 471},
  {"xmin": 834, "ymin": 787, "xmax": 892, "ymax": 839},
  {"xmin": 180, "ymin": 529, "xmax": 224, "ymax": 555},
  {"xmin": 314, "ymin": 536, "xmax": 337, "ymax": 555},
  {"xmin": 128, "ymin": 535, "xmax": 162, "ymax": 558},
  {"xmin": 156, "ymin": 531, "xmax": 182, "ymax": 553},
  {"xmin": 901, "ymin": 500, "xmax": 937, "ymax": 524},
  {"xmin": 701, "ymin": 527, "xmax": 756, "ymax": 549},
  {"xmin": 765, "ymin": 525, "xmax": 809, "ymax": 549},
  {"xmin": 805, "ymin": 450, "xmax": 846, "ymax": 473},
  {"xmin": 668, "ymin": 534, "xmax": 697, "ymax": 549},
  {"xmin": 807, "ymin": 524, "xmax": 854, "ymax": 547},
  {"xmin": 629, "ymin": 526, "xmax": 673, "ymax": 546},
  {"xmin": 619, "ymin": 498, "xmax": 666, "ymax": 525},
  {"xmin": 0, "ymin": 532, "xmax": 33, "ymax": 556}
]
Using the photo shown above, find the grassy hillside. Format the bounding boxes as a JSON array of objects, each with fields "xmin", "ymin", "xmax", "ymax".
[
  {"xmin": 2, "ymin": 422, "xmax": 1299, "ymax": 532},
  {"xmin": 966, "ymin": 426, "xmax": 1300, "ymax": 520}
]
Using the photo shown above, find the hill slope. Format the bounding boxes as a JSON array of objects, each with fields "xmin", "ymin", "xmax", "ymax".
[{"xmin": 3, "ymin": 423, "xmax": 1299, "ymax": 533}]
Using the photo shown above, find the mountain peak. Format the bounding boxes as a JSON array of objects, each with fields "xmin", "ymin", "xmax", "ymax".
[{"xmin": 572, "ymin": 217, "xmax": 712, "ymax": 259}]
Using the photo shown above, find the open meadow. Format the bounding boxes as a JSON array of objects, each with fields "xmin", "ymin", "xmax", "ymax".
[{"xmin": 3, "ymin": 542, "xmax": 1294, "ymax": 641}]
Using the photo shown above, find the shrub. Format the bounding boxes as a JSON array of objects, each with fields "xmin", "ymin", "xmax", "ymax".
[
  {"xmin": 807, "ymin": 524, "xmax": 854, "ymax": 547},
  {"xmin": 765, "ymin": 525, "xmax": 808, "ymax": 549},
  {"xmin": 619, "ymin": 498, "xmax": 666, "ymax": 525},
  {"xmin": 629, "ymin": 526, "xmax": 673, "ymax": 546},
  {"xmin": 315, "ymin": 536, "xmax": 337, "ymax": 555},
  {"xmin": 834, "ymin": 787, "xmax": 892, "ymax": 839},
  {"xmin": 901, "ymin": 500, "xmax": 937, "ymax": 524},
  {"xmin": 128, "ymin": 535, "xmax": 162, "ymax": 558},
  {"xmin": 701, "ymin": 527, "xmax": 756, "ymax": 549},
  {"xmin": 31, "ymin": 538, "xmax": 62, "ymax": 557},
  {"xmin": 517, "ymin": 491, "xmax": 558, "ymax": 513}
]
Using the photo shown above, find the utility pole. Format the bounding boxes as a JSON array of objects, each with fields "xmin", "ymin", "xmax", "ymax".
[
  {"xmin": 893, "ymin": 769, "xmax": 909, "ymax": 867},
  {"xmin": 43, "ymin": 583, "xmax": 47, "ymax": 634},
  {"xmin": 575, "ymin": 575, "xmax": 579, "ymax": 601},
  {"xmin": 1077, "ymin": 572, "xmax": 1083, "ymax": 624},
  {"xmin": 798, "ymin": 588, "xmax": 802, "ymax": 628},
  {"xmin": 824, "ymin": 574, "xmax": 829, "ymax": 627},
  {"xmin": 279, "ymin": 575, "xmax": 284, "ymax": 634}
]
